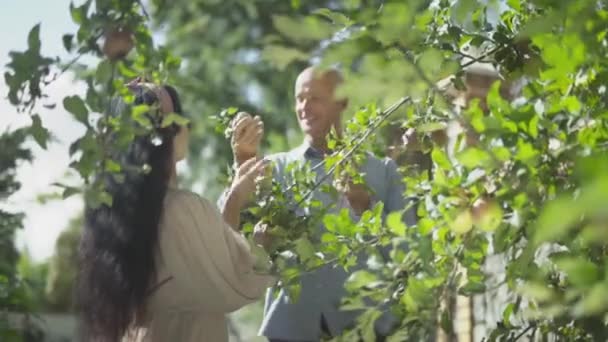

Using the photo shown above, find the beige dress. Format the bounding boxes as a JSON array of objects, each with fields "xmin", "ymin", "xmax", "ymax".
[{"xmin": 128, "ymin": 188, "xmax": 274, "ymax": 342}]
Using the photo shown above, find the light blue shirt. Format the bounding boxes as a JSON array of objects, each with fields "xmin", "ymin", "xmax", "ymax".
[{"xmin": 253, "ymin": 142, "xmax": 415, "ymax": 341}]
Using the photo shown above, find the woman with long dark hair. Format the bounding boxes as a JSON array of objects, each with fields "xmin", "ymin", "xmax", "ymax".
[{"xmin": 77, "ymin": 81, "xmax": 273, "ymax": 341}]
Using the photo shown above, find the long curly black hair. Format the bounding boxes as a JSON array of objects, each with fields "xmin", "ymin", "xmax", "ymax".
[{"xmin": 77, "ymin": 84, "xmax": 184, "ymax": 341}]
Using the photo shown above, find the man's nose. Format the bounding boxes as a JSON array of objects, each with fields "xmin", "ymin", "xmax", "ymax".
[{"xmin": 302, "ymin": 98, "xmax": 312, "ymax": 111}]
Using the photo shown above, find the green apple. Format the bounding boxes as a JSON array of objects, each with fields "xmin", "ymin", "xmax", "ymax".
[{"xmin": 450, "ymin": 209, "xmax": 473, "ymax": 234}]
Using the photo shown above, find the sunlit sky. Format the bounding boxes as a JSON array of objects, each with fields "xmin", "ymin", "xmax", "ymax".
[
  {"xmin": 1, "ymin": 0, "xmax": 180, "ymax": 262},
  {"xmin": 1, "ymin": 0, "xmax": 87, "ymax": 261}
]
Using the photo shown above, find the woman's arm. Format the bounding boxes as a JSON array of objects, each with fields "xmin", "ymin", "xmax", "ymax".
[
  {"xmin": 222, "ymin": 187, "xmax": 246, "ymax": 230},
  {"xmin": 220, "ymin": 157, "xmax": 269, "ymax": 231}
]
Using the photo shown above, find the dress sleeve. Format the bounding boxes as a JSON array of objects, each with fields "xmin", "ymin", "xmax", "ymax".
[{"xmin": 165, "ymin": 191, "xmax": 275, "ymax": 313}]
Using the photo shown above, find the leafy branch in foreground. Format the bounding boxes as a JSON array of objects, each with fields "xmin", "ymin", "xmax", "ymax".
[
  {"xmin": 260, "ymin": 0, "xmax": 608, "ymax": 340},
  {"xmin": 242, "ymin": 97, "xmax": 412, "ymax": 300}
]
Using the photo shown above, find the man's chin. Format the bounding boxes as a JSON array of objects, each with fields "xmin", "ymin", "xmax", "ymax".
[
  {"xmin": 303, "ymin": 130, "xmax": 329, "ymax": 142},
  {"xmin": 301, "ymin": 127, "xmax": 316, "ymax": 137}
]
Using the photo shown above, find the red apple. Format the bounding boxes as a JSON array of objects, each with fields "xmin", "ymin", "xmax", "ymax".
[
  {"xmin": 431, "ymin": 129, "xmax": 448, "ymax": 147},
  {"xmin": 472, "ymin": 198, "xmax": 503, "ymax": 232},
  {"xmin": 102, "ymin": 29, "xmax": 134, "ymax": 61}
]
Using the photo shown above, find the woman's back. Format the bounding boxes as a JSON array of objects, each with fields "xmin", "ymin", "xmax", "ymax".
[{"xmin": 132, "ymin": 188, "xmax": 272, "ymax": 341}]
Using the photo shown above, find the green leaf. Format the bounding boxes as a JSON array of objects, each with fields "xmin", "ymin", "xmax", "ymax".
[
  {"xmin": 507, "ymin": 0, "xmax": 521, "ymax": 10},
  {"xmin": 314, "ymin": 8, "xmax": 353, "ymax": 26},
  {"xmin": 272, "ymin": 15, "xmax": 333, "ymax": 43},
  {"xmin": 323, "ymin": 209, "xmax": 354, "ymax": 236},
  {"xmin": 30, "ymin": 114, "xmax": 50, "ymax": 149},
  {"xmin": 99, "ymin": 191, "xmax": 112, "ymax": 207},
  {"xmin": 533, "ymin": 197, "xmax": 576, "ymax": 244},
  {"xmin": 86, "ymin": 188, "xmax": 113, "ymax": 209},
  {"xmin": 164, "ymin": 55, "xmax": 182, "ymax": 72},
  {"xmin": 95, "ymin": 60, "xmax": 113, "ymax": 85},
  {"xmin": 69, "ymin": 0, "xmax": 90, "ymax": 25},
  {"xmin": 470, "ymin": 115, "xmax": 486, "ymax": 133},
  {"xmin": 62, "ymin": 187, "xmax": 80, "ymax": 199},
  {"xmin": 27, "ymin": 24, "xmax": 41, "ymax": 53},
  {"xmin": 459, "ymin": 280, "xmax": 486, "ymax": 295},
  {"xmin": 520, "ymin": 15, "xmax": 559, "ymax": 38},
  {"xmin": 161, "ymin": 113, "xmax": 190, "ymax": 128},
  {"xmin": 248, "ymin": 238, "xmax": 272, "ymax": 273},
  {"xmin": 536, "ymin": 33, "xmax": 586, "ymax": 76},
  {"xmin": 573, "ymin": 283, "xmax": 608, "ymax": 316},
  {"xmin": 419, "ymin": 49, "xmax": 444, "ymax": 76},
  {"xmin": 456, "ymin": 147, "xmax": 492, "ymax": 169},
  {"xmin": 53, "ymin": 182, "xmax": 81, "ymax": 199},
  {"xmin": 534, "ymin": 176, "xmax": 608, "ymax": 244},
  {"xmin": 376, "ymin": 2, "xmax": 415, "ymax": 44},
  {"xmin": 554, "ymin": 257, "xmax": 600, "ymax": 288},
  {"xmin": 131, "ymin": 104, "xmax": 152, "ymax": 127},
  {"xmin": 104, "ymin": 159, "xmax": 121, "ymax": 173},
  {"xmin": 492, "ymin": 146, "xmax": 511, "ymax": 162},
  {"xmin": 262, "ymin": 45, "xmax": 307, "ymax": 71},
  {"xmin": 417, "ymin": 122, "xmax": 447, "ymax": 133},
  {"xmin": 528, "ymin": 115, "xmax": 539, "ymax": 138},
  {"xmin": 440, "ymin": 309, "xmax": 454, "ymax": 335},
  {"xmin": 433, "ymin": 166, "xmax": 449, "ymax": 187},
  {"xmin": 518, "ymin": 282, "xmax": 555, "ymax": 302},
  {"xmin": 453, "ymin": 0, "xmax": 477, "ymax": 24},
  {"xmin": 515, "ymin": 140, "xmax": 539, "ymax": 164},
  {"xmin": 561, "ymin": 96, "xmax": 581, "ymax": 115},
  {"xmin": 345, "ymin": 270, "xmax": 378, "ymax": 292},
  {"xmin": 284, "ymin": 283, "xmax": 301, "ymax": 303},
  {"xmin": 417, "ymin": 218, "xmax": 434, "ymax": 235},
  {"xmin": 294, "ymin": 237, "xmax": 315, "ymax": 261},
  {"xmin": 502, "ymin": 303, "xmax": 515, "ymax": 328},
  {"xmin": 357, "ymin": 309, "xmax": 382, "ymax": 342},
  {"xmin": 63, "ymin": 96, "xmax": 89, "ymax": 124},
  {"xmin": 62, "ymin": 34, "xmax": 74, "ymax": 52},
  {"xmin": 340, "ymin": 297, "xmax": 370, "ymax": 311},
  {"xmin": 387, "ymin": 211, "xmax": 406, "ymax": 236},
  {"xmin": 431, "ymin": 148, "xmax": 452, "ymax": 170}
]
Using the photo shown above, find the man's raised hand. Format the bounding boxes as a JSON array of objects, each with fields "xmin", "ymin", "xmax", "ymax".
[{"xmin": 231, "ymin": 112, "xmax": 264, "ymax": 165}]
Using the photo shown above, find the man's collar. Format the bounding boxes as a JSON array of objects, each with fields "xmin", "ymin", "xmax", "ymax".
[{"xmin": 294, "ymin": 140, "xmax": 325, "ymax": 159}]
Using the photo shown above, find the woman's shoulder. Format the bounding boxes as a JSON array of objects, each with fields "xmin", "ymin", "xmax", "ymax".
[
  {"xmin": 164, "ymin": 188, "xmax": 214, "ymax": 211},
  {"xmin": 160, "ymin": 189, "xmax": 216, "ymax": 233}
]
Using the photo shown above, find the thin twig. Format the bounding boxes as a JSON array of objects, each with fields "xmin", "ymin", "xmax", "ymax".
[
  {"xmin": 461, "ymin": 30, "xmax": 498, "ymax": 45},
  {"xmin": 44, "ymin": 30, "xmax": 104, "ymax": 86},
  {"xmin": 280, "ymin": 236, "xmax": 381, "ymax": 278},
  {"xmin": 512, "ymin": 325, "xmax": 535, "ymax": 341},
  {"xmin": 42, "ymin": 54, "xmax": 82, "ymax": 88},
  {"xmin": 59, "ymin": 52, "xmax": 85, "ymax": 74},
  {"xmin": 460, "ymin": 45, "xmax": 503, "ymax": 69},
  {"xmin": 137, "ymin": 0, "xmax": 150, "ymax": 20},
  {"xmin": 454, "ymin": 50, "xmax": 485, "ymax": 62}
]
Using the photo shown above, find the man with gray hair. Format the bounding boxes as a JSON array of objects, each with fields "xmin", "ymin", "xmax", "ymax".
[{"xmin": 225, "ymin": 66, "xmax": 416, "ymax": 341}]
